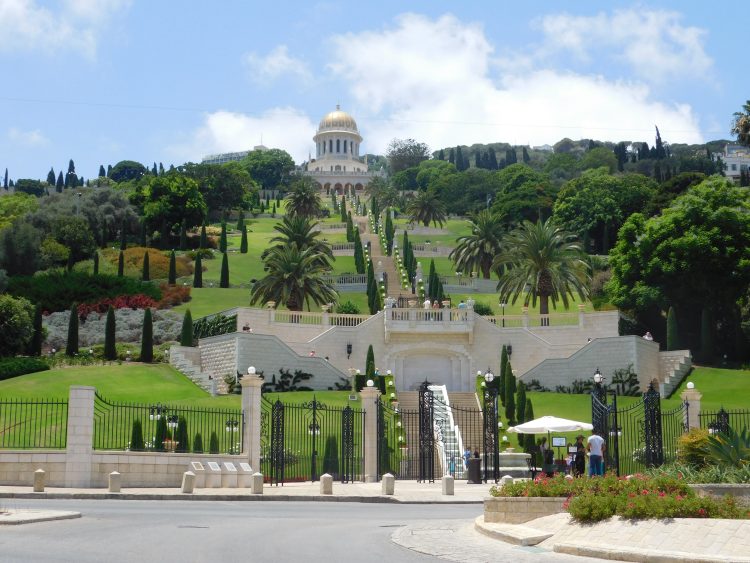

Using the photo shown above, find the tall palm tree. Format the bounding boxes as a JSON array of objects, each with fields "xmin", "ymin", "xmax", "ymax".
[
  {"xmin": 731, "ymin": 100, "xmax": 750, "ymax": 146},
  {"xmin": 492, "ymin": 218, "xmax": 590, "ymax": 318},
  {"xmin": 250, "ymin": 244, "xmax": 338, "ymax": 311},
  {"xmin": 261, "ymin": 215, "xmax": 333, "ymax": 266},
  {"xmin": 449, "ymin": 210, "xmax": 504, "ymax": 279},
  {"xmin": 407, "ymin": 190, "xmax": 447, "ymax": 228},
  {"xmin": 285, "ymin": 177, "xmax": 323, "ymax": 219}
]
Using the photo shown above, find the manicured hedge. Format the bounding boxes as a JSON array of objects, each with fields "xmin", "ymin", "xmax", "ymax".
[
  {"xmin": 0, "ymin": 357, "xmax": 50, "ymax": 382},
  {"xmin": 8, "ymin": 271, "xmax": 162, "ymax": 312}
]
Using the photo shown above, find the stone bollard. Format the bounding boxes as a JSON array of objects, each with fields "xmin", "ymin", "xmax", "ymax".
[
  {"xmin": 181, "ymin": 471, "xmax": 195, "ymax": 494},
  {"xmin": 442, "ymin": 474, "xmax": 454, "ymax": 496},
  {"xmin": 500, "ymin": 475, "xmax": 514, "ymax": 487},
  {"xmin": 250, "ymin": 472, "xmax": 263, "ymax": 494},
  {"xmin": 33, "ymin": 469, "xmax": 45, "ymax": 492},
  {"xmin": 320, "ymin": 473, "xmax": 333, "ymax": 495},
  {"xmin": 108, "ymin": 471, "xmax": 121, "ymax": 493},
  {"xmin": 381, "ymin": 473, "xmax": 395, "ymax": 495}
]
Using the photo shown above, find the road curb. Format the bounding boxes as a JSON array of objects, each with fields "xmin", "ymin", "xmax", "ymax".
[
  {"xmin": 473, "ymin": 515, "xmax": 553, "ymax": 546},
  {"xmin": 0, "ymin": 510, "xmax": 81, "ymax": 525},
  {"xmin": 553, "ymin": 541, "xmax": 750, "ymax": 563}
]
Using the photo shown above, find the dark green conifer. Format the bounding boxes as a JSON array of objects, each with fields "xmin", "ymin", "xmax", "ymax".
[
  {"xmin": 193, "ymin": 254, "xmax": 203, "ymax": 288},
  {"xmin": 117, "ymin": 250, "xmax": 124, "ymax": 277},
  {"xmin": 220, "ymin": 252, "xmax": 229, "ymax": 288},
  {"xmin": 180, "ymin": 309, "xmax": 193, "ymax": 347},
  {"xmin": 66, "ymin": 303, "xmax": 79, "ymax": 357},
  {"xmin": 104, "ymin": 305, "xmax": 117, "ymax": 360},
  {"xmin": 142, "ymin": 251, "xmax": 150, "ymax": 281},
  {"xmin": 240, "ymin": 225, "xmax": 248, "ymax": 253},
  {"xmin": 168, "ymin": 250, "xmax": 176, "ymax": 285},
  {"xmin": 140, "ymin": 308, "xmax": 153, "ymax": 363}
]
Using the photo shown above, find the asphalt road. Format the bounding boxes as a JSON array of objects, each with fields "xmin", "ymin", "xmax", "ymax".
[{"xmin": 0, "ymin": 499, "xmax": 479, "ymax": 563}]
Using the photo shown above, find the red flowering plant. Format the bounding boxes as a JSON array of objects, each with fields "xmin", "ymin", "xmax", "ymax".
[{"xmin": 77, "ymin": 294, "xmax": 158, "ymax": 318}]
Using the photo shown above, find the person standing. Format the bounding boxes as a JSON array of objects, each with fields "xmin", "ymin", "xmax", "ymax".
[
  {"xmin": 462, "ymin": 447, "xmax": 471, "ymax": 470},
  {"xmin": 573, "ymin": 435, "xmax": 586, "ymax": 477},
  {"xmin": 587, "ymin": 430, "xmax": 606, "ymax": 476}
]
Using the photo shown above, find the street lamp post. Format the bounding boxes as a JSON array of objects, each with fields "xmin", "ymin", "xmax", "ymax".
[
  {"xmin": 482, "ymin": 368, "xmax": 499, "ymax": 483},
  {"xmin": 500, "ymin": 302, "xmax": 506, "ymax": 327}
]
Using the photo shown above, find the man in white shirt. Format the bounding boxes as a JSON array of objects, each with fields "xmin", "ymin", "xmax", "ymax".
[{"xmin": 586, "ymin": 431, "xmax": 606, "ymax": 476}]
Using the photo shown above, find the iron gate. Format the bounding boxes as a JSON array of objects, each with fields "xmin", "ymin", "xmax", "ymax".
[
  {"xmin": 261, "ymin": 396, "xmax": 364, "ymax": 485},
  {"xmin": 591, "ymin": 383, "xmax": 688, "ymax": 475}
]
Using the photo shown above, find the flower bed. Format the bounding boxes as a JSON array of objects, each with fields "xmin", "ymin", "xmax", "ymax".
[{"xmin": 490, "ymin": 473, "xmax": 750, "ymax": 522}]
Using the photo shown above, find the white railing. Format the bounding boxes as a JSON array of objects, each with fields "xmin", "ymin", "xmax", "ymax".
[
  {"xmin": 430, "ymin": 385, "xmax": 464, "ymax": 477},
  {"xmin": 485, "ymin": 313, "xmax": 580, "ymax": 327},
  {"xmin": 269, "ymin": 310, "xmax": 369, "ymax": 327},
  {"xmin": 384, "ymin": 308, "xmax": 473, "ymax": 323}
]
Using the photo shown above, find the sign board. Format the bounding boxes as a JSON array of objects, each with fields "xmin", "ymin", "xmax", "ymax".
[
  {"xmin": 239, "ymin": 463, "xmax": 252, "ymax": 472},
  {"xmin": 223, "ymin": 462, "xmax": 237, "ymax": 472},
  {"xmin": 568, "ymin": 446, "xmax": 579, "ymax": 454},
  {"xmin": 552, "ymin": 437, "xmax": 567, "ymax": 447},
  {"xmin": 190, "ymin": 461, "xmax": 204, "ymax": 471},
  {"xmin": 207, "ymin": 462, "xmax": 221, "ymax": 472}
]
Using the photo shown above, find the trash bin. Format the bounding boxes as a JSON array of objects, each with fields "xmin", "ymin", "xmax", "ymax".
[{"xmin": 467, "ymin": 457, "xmax": 482, "ymax": 484}]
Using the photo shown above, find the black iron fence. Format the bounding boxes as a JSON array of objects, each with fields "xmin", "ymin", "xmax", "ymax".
[
  {"xmin": 261, "ymin": 396, "xmax": 365, "ymax": 485},
  {"xmin": 93, "ymin": 393, "xmax": 244, "ymax": 453},
  {"xmin": 700, "ymin": 408, "xmax": 750, "ymax": 434},
  {"xmin": 0, "ymin": 398, "xmax": 68, "ymax": 449}
]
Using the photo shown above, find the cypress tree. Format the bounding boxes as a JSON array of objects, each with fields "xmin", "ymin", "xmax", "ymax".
[
  {"xmin": 236, "ymin": 211, "xmax": 245, "ymax": 231},
  {"xmin": 523, "ymin": 399, "xmax": 535, "ymax": 453},
  {"xmin": 364, "ymin": 344, "xmax": 375, "ymax": 392},
  {"xmin": 192, "ymin": 433, "xmax": 204, "ymax": 454},
  {"xmin": 322, "ymin": 435, "xmax": 339, "ymax": 475},
  {"xmin": 55, "ymin": 171, "xmax": 64, "ymax": 192},
  {"xmin": 193, "ymin": 254, "xmax": 203, "ymax": 288},
  {"xmin": 209, "ymin": 431, "xmax": 219, "ymax": 454},
  {"xmin": 3, "ymin": 168, "xmax": 8, "ymax": 189},
  {"xmin": 428, "ymin": 259, "xmax": 436, "ymax": 300},
  {"xmin": 28, "ymin": 304, "xmax": 43, "ymax": 356},
  {"xmin": 448, "ymin": 148, "xmax": 455, "ymax": 164},
  {"xmin": 522, "ymin": 146, "xmax": 531, "ymax": 163},
  {"xmin": 219, "ymin": 221, "xmax": 227, "ymax": 252},
  {"xmin": 437, "ymin": 148, "xmax": 445, "ymax": 160},
  {"xmin": 240, "ymin": 225, "xmax": 248, "ymax": 253},
  {"xmin": 700, "ymin": 308, "xmax": 714, "ymax": 363},
  {"xmin": 180, "ymin": 309, "xmax": 193, "ymax": 346},
  {"xmin": 488, "ymin": 149, "xmax": 498, "ymax": 170},
  {"xmin": 139, "ymin": 220, "xmax": 147, "ymax": 247},
  {"xmin": 98, "ymin": 165, "xmax": 106, "ymax": 178},
  {"xmin": 65, "ymin": 303, "xmax": 78, "ymax": 356},
  {"xmin": 130, "ymin": 420, "xmax": 145, "ymax": 451},
  {"xmin": 199, "ymin": 221, "xmax": 208, "ymax": 249},
  {"xmin": 175, "ymin": 416, "xmax": 189, "ymax": 453},
  {"xmin": 152, "ymin": 162, "xmax": 158, "ymax": 176},
  {"xmin": 140, "ymin": 308, "xmax": 153, "ymax": 362},
  {"xmin": 104, "ymin": 305, "xmax": 116, "ymax": 360},
  {"xmin": 515, "ymin": 381, "xmax": 527, "ymax": 445},
  {"xmin": 93, "ymin": 251, "xmax": 99, "ymax": 275},
  {"xmin": 220, "ymin": 252, "xmax": 229, "ymax": 288},
  {"xmin": 340, "ymin": 198, "xmax": 347, "ymax": 223},
  {"xmin": 385, "ymin": 213, "xmax": 394, "ymax": 255},
  {"xmin": 666, "ymin": 306, "xmax": 679, "ymax": 351},
  {"xmin": 353, "ymin": 229, "xmax": 365, "ymax": 274},
  {"xmin": 117, "ymin": 250, "xmax": 124, "ymax": 277},
  {"xmin": 142, "ymin": 251, "xmax": 150, "ymax": 281},
  {"xmin": 179, "ymin": 220, "xmax": 187, "ymax": 251},
  {"xmin": 168, "ymin": 250, "xmax": 176, "ymax": 285},
  {"xmin": 499, "ymin": 345, "xmax": 507, "ymax": 407},
  {"xmin": 47, "ymin": 168, "xmax": 56, "ymax": 185},
  {"xmin": 155, "ymin": 416, "xmax": 168, "ymax": 451},
  {"xmin": 505, "ymin": 360, "xmax": 516, "ymax": 425},
  {"xmin": 107, "ymin": 164, "xmax": 112, "ymax": 177}
]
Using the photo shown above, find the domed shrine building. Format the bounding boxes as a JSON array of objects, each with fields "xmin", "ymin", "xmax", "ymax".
[{"xmin": 305, "ymin": 105, "xmax": 380, "ymax": 193}]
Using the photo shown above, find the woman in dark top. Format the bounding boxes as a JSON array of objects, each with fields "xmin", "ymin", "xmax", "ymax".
[{"xmin": 573, "ymin": 435, "xmax": 586, "ymax": 477}]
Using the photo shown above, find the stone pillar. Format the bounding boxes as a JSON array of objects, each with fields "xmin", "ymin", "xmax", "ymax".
[
  {"xmin": 522, "ymin": 307, "xmax": 529, "ymax": 328},
  {"xmin": 361, "ymin": 386, "xmax": 381, "ymax": 483},
  {"xmin": 65, "ymin": 386, "xmax": 95, "ymax": 488},
  {"xmin": 578, "ymin": 303, "xmax": 586, "ymax": 327},
  {"xmin": 241, "ymin": 373, "xmax": 264, "ymax": 471},
  {"xmin": 680, "ymin": 386, "xmax": 702, "ymax": 430}
]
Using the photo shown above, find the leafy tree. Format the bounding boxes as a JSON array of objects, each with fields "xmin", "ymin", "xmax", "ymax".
[
  {"xmin": 180, "ymin": 309, "xmax": 193, "ymax": 346},
  {"xmin": 407, "ymin": 190, "xmax": 446, "ymax": 227},
  {"xmin": 493, "ymin": 218, "xmax": 590, "ymax": 318},
  {"xmin": 53, "ymin": 216, "xmax": 97, "ymax": 265},
  {"xmin": 104, "ymin": 305, "xmax": 116, "ymax": 360},
  {"xmin": 450, "ymin": 210, "xmax": 504, "ymax": 279},
  {"xmin": 15, "ymin": 179, "xmax": 46, "ymax": 197},
  {"xmin": 386, "ymin": 138, "xmax": 431, "ymax": 173},
  {"xmin": 0, "ymin": 192, "xmax": 38, "ymax": 230},
  {"xmin": 492, "ymin": 164, "xmax": 553, "ymax": 225},
  {"xmin": 700, "ymin": 308, "xmax": 714, "ymax": 363},
  {"xmin": 285, "ymin": 176, "xmax": 323, "ymax": 219},
  {"xmin": 130, "ymin": 420, "xmax": 145, "ymax": 451},
  {"xmin": 240, "ymin": 224, "xmax": 248, "ymax": 253},
  {"xmin": 0, "ymin": 294, "xmax": 34, "ymax": 357},
  {"xmin": 65, "ymin": 302, "xmax": 79, "ymax": 356},
  {"xmin": 579, "ymin": 147, "xmax": 618, "ymax": 173},
  {"xmin": 193, "ymin": 254, "xmax": 203, "ymax": 288},
  {"xmin": 135, "ymin": 175, "xmax": 206, "ymax": 242},
  {"xmin": 240, "ymin": 148, "xmax": 295, "ymax": 191},
  {"xmin": 142, "ymin": 251, "xmax": 150, "ymax": 281},
  {"xmin": 732, "ymin": 100, "xmax": 750, "ymax": 146},
  {"xmin": 0, "ymin": 222, "xmax": 41, "ymax": 276},
  {"xmin": 220, "ymin": 252, "xmax": 229, "ymax": 288},
  {"xmin": 140, "ymin": 307, "xmax": 153, "ymax": 362},
  {"xmin": 109, "ymin": 160, "xmax": 147, "ymax": 183},
  {"xmin": 250, "ymin": 245, "xmax": 337, "ymax": 311}
]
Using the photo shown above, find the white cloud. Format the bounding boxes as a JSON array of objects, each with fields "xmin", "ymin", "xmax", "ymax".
[
  {"xmin": 0, "ymin": 0, "xmax": 130, "ymax": 58},
  {"xmin": 244, "ymin": 45, "xmax": 312, "ymax": 84},
  {"xmin": 536, "ymin": 10, "xmax": 712, "ymax": 83},
  {"xmin": 326, "ymin": 13, "xmax": 703, "ymax": 153},
  {"xmin": 7, "ymin": 127, "xmax": 48, "ymax": 146},
  {"xmin": 168, "ymin": 107, "xmax": 317, "ymax": 164}
]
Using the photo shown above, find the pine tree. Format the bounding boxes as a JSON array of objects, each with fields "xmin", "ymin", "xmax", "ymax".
[
  {"xmin": 180, "ymin": 309, "xmax": 193, "ymax": 346},
  {"xmin": 168, "ymin": 250, "xmax": 176, "ymax": 285},
  {"xmin": 700, "ymin": 308, "xmax": 714, "ymax": 363},
  {"xmin": 98, "ymin": 165, "xmax": 106, "ymax": 178},
  {"xmin": 142, "ymin": 251, "xmax": 150, "ymax": 281},
  {"xmin": 117, "ymin": 250, "xmax": 124, "ymax": 277},
  {"xmin": 499, "ymin": 345, "xmax": 508, "ymax": 407},
  {"xmin": 140, "ymin": 308, "xmax": 153, "ymax": 362},
  {"xmin": 46, "ymin": 168, "xmax": 56, "ymax": 185},
  {"xmin": 219, "ymin": 221, "xmax": 227, "ymax": 252},
  {"xmin": 93, "ymin": 251, "xmax": 99, "ymax": 275},
  {"xmin": 193, "ymin": 254, "xmax": 203, "ymax": 288},
  {"xmin": 240, "ymin": 225, "xmax": 248, "ymax": 253},
  {"xmin": 515, "ymin": 381, "xmax": 526, "ymax": 445},
  {"xmin": 666, "ymin": 306, "xmax": 679, "ymax": 351},
  {"xmin": 199, "ymin": 221, "xmax": 208, "ymax": 249},
  {"xmin": 104, "ymin": 305, "xmax": 116, "ymax": 360},
  {"xmin": 220, "ymin": 252, "xmax": 229, "ymax": 288},
  {"xmin": 27, "ymin": 304, "xmax": 43, "ymax": 356},
  {"xmin": 55, "ymin": 171, "xmax": 64, "ymax": 193},
  {"xmin": 504, "ymin": 360, "xmax": 516, "ymax": 425},
  {"xmin": 179, "ymin": 220, "xmax": 187, "ymax": 251}
]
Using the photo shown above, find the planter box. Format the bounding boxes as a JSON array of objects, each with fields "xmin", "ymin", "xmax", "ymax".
[
  {"xmin": 691, "ymin": 484, "xmax": 750, "ymax": 506},
  {"xmin": 484, "ymin": 496, "xmax": 567, "ymax": 524}
]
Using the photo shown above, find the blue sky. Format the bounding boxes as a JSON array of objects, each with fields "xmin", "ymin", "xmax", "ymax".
[{"xmin": 1, "ymin": 0, "xmax": 747, "ymax": 180}]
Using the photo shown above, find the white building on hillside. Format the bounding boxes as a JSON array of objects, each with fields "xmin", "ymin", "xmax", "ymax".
[{"xmin": 720, "ymin": 143, "xmax": 750, "ymax": 182}]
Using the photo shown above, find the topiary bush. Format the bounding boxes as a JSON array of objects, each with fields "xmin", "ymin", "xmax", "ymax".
[
  {"xmin": 192, "ymin": 432, "xmax": 203, "ymax": 454},
  {"xmin": 335, "ymin": 300, "xmax": 361, "ymax": 315},
  {"xmin": 0, "ymin": 357, "xmax": 50, "ymax": 381},
  {"xmin": 677, "ymin": 428, "xmax": 710, "ymax": 467},
  {"xmin": 209, "ymin": 431, "xmax": 219, "ymax": 454},
  {"xmin": 472, "ymin": 302, "xmax": 494, "ymax": 316},
  {"xmin": 130, "ymin": 419, "xmax": 145, "ymax": 451},
  {"xmin": 174, "ymin": 416, "xmax": 189, "ymax": 453}
]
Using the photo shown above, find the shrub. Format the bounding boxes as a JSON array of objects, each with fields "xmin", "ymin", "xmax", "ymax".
[
  {"xmin": 0, "ymin": 357, "xmax": 50, "ymax": 382},
  {"xmin": 209, "ymin": 431, "xmax": 219, "ymax": 454},
  {"xmin": 192, "ymin": 433, "xmax": 203, "ymax": 454},
  {"xmin": 186, "ymin": 248, "xmax": 214, "ymax": 261},
  {"xmin": 702, "ymin": 427, "xmax": 750, "ymax": 468},
  {"xmin": 174, "ymin": 416, "xmax": 189, "ymax": 453},
  {"xmin": 193, "ymin": 313, "xmax": 236, "ymax": 339},
  {"xmin": 100, "ymin": 247, "xmax": 192, "ymax": 280},
  {"xmin": 335, "ymin": 301, "xmax": 360, "ymax": 315},
  {"xmin": 472, "ymin": 302, "xmax": 494, "ymax": 316},
  {"xmin": 155, "ymin": 283, "xmax": 191, "ymax": 309},
  {"xmin": 130, "ymin": 420, "xmax": 145, "ymax": 451},
  {"xmin": 0, "ymin": 294, "xmax": 35, "ymax": 357},
  {"xmin": 646, "ymin": 462, "xmax": 750, "ymax": 484},
  {"xmin": 677, "ymin": 428, "xmax": 710, "ymax": 467},
  {"xmin": 77, "ymin": 294, "xmax": 158, "ymax": 318},
  {"xmin": 154, "ymin": 416, "xmax": 168, "ymax": 452}
]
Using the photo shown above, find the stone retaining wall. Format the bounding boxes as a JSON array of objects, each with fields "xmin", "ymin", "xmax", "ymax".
[
  {"xmin": 484, "ymin": 496, "xmax": 567, "ymax": 524},
  {"xmin": 691, "ymin": 483, "xmax": 750, "ymax": 506}
]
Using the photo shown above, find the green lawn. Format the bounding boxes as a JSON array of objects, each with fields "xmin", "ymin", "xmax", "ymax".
[{"xmin": 393, "ymin": 218, "xmax": 470, "ymax": 245}]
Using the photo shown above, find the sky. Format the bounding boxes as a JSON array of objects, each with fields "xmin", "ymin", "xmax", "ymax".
[{"xmin": 0, "ymin": 0, "xmax": 747, "ymax": 180}]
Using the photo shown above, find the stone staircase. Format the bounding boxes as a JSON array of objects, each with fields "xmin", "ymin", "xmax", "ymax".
[
  {"xmin": 657, "ymin": 350, "xmax": 692, "ymax": 398},
  {"xmin": 169, "ymin": 346, "xmax": 213, "ymax": 393}
]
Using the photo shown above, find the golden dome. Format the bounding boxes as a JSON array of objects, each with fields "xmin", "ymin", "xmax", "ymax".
[{"xmin": 318, "ymin": 105, "xmax": 358, "ymax": 132}]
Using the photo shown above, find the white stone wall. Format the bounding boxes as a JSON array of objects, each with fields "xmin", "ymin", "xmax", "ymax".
[
  {"xmin": 0, "ymin": 451, "xmax": 67, "ymax": 486},
  {"xmin": 199, "ymin": 337, "xmax": 237, "ymax": 381}
]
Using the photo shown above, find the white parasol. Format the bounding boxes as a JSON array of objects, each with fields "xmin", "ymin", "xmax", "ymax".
[{"xmin": 507, "ymin": 416, "xmax": 593, "ymax": 435}]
